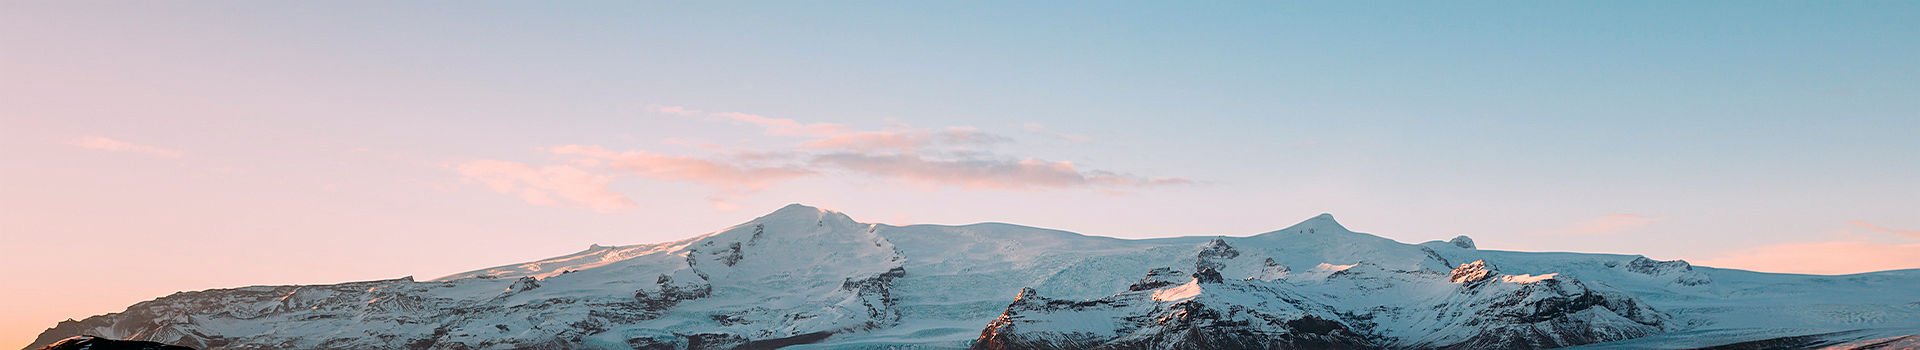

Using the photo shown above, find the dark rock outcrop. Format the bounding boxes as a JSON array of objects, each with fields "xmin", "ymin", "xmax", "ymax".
[
  {"xmin": 1128, "ymin": 268, "xmax": 1186, "ymax": 291},
  {"xmin": 980, "ymin": 259, "xmax": 1670, "ymax": 350},
  {"xmin": 35, "ymin": 336, "xmax": 194, "ymax": 350},
  {"xmin": 1448, "ymin": 235, "xmax": 1476, "ymax": 249},
  {"xmin": 1613, "ymin": 256, "xmax": 1713, "ymax": 286},
  {"xmin": 1448, "ymin": 260, "xmax": 1497, "ymax": 284},
  {"xmin": 1419, "ymin": 260, "xmax": 1668, "ymax": 349},
  {"xmin": 1194, "ymin": 238, "xmax": 1241, "ymax": 273},
  {"xmin": 840, "ymin": 266, "xmax": 908, "ymax": 329},
  {"xmin": 974, "ymin": 279, "xmax": 1374, "ymax": 350}
]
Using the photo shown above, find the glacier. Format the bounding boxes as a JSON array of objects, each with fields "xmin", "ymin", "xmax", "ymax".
[{"xmin": 26, "ymin": 204, "xmax": 1920, "ymax": 349}]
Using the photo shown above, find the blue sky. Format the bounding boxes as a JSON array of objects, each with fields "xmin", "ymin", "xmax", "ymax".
[{"xmin": 3, "ymin": 2, "xmax": 1918, "ymax": 347}]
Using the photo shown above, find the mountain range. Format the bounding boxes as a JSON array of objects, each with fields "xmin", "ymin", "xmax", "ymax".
[{"xmin": 27, "ymin": 204, "xmax": 1920, "ymax": 349}]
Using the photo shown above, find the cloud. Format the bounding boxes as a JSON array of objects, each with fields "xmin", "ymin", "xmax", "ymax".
[
  {"xmin": 1851, "ymin": 221, "xmax": 1920, "ymax": 239},
  {"xmin": 643, "ymin": 104, "xmax": 703, "ymax": 116},
  {"xmin": 708, "ymin": 197, "xmax": 742, "ymax": 211},
  {"xmin": 1536, "ymin": 213, "xmax": 1658, "ymax": 235},
  {"xmin": 815, "ymin": 153, "xmax": 1191, "ymax": 190},
  {"xmin": 67, "ymin": 136, "xmax": 183, "ymax": 158},
  {"xmin": 800, "ymin": 131, "xmax": 931, "ymax": 152},
  {"xmin": 800, "ymin": 127, "xmax": 1008, "ymax": 153},
  {"xmin": 459, "ymin": 106, "xmax": 1190, "ymax": 211},
  {"xmin": 1696, "ymin": 240, "xmax": 1920, "ymax": 275},
  {"xmin": 453, "ymin": 145, "xmax": 814, "ymax": 212},
  {"xmin": 667, "ymin": 105, "xmax": 1013, "ymax": 152},
  {"xmin": 548, "ymin": 145, "xmax": 815, "ymax": 193},
  {"xmin": 711, "ymin": 112, "xmax": 849, "ymax": 137},
  {"xmin": 939, "ymin": 127, "xmax": 1010, "ymax": 145},
  {"xmin": 455, "ymin": 159, "xmax": 635, "ymax": 212}
]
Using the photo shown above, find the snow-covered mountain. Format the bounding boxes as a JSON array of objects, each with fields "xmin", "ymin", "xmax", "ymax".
[{"xmin": 27, "ymin": 204, "xmax": 1920, "ymax": 349}]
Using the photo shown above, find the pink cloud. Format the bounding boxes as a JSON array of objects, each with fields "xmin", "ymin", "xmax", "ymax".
[
  {"xmin": 458, "ymin": 107, "xmax": 1190, "ymax": 210},
  {"xmin": 454, "ymin": 159, "xmax": 635, "ymax": 212},
  {"xmin": 1851, "ymin": 221, "xmax": 1920, "ymax": 239},
  {"xmin": 643, "ymin": 104, "xmax": 702, "ymax": 116},
  {"xmin": 67, "ymin": 136, "xmax": 183, "ymax": 158},
  {"xmin": 799, "ymin": 127, "xmax": 1006, "ymax": 153},
  {"xmin": 549, "ymin": 145, "xmax": 814, "ymax": 192},
  {"xmin": 708, "ymin": 197, "xmax": 742, "ymax": 211},
  {"xmin": 711, "ymin": 112, "xmax": 849, "ymax": 137},
  {"xmin": 696, "ymin": 108, "xmax": 1006, "ymax": 152},
  {"xmin": 814, "ymin": 153, "xmax": 1190, "ymax": 190},
  {"xmin": 1537, "ymin": 213, "xmax": 1658, "ymax": 235},
  {"xmin": 1696, "ymin": 240, "xmax": 1920, "ymax": 275},
  {"xmin": 801, "ymin": 131, "xmax": 931, "ymax": 152},
  {"xmin": 940, "ymin": 127, "xmax": 1009, "ymax": 145}
]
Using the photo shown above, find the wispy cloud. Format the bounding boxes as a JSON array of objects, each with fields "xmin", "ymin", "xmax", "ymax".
[
  {"xmin": 1851, "ymin": 221, "xmax": 1920, "ymax": 239},
  {"xmin": 708, "ymin": 197, "xmax": 742, "ymax": 211},
  {"xmin": 1696, "ymin": 240, "xmax": 1920, "ymax": 275},
  {"xmin": 815, "ymin": 153, "xmax": 1190, "ymax": 190},
  {"xmin": 67, "ymin": 136, "xmax": 183, "ymax": 158},
  {"xmin": 454, "ymin": 160, "xmax": 635, "ymax": 213},
  {"xmin": 800, "ymin": 127, "xmax": 1008, "ymax": 153},
  {"xmin": 653, "ymin": 104, "xmax": 1015, "ymax": 152},
  {"xmin": 711, "ymin": 112, "xmax": 849, "ymax": 137},
  {"xmin": 548, "ymin": 145, "xmax": 815, "ymax": 193},
  {"xmin": 642, "ymin": 104, "xmax": 703, "ymax": 116},
  {"xmin": 456, "ymin": 105, "xmax": 1191, "ymax": 211},
  {"xmin": 1536, "ymin": 213, "xmax": 1659, "ymax": 235}
]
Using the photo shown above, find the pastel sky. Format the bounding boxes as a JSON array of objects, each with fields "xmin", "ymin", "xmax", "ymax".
[{"xmin": 3, "ymin": 1, "xmax": 1918, "ymax": 347}]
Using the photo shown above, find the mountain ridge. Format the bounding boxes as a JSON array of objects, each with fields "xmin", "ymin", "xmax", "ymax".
[{"xmin": 28, "ymin": 203, "xmax": 1920, "ymax": 350}]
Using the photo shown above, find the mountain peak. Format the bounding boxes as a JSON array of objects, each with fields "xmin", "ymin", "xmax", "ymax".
[
  {"xmin": 740, "ymin": 203, "xmax": 861, "ymax": 232},
  {"xmin": 1264, "ymin": 212, "xmax": 1352, "ymax": 235},
  {"xmin": 757, "ymin": 203, "xmax": 851, "ymax": 220},
  {"xmin": 1448, "ymin": 235, "xmax": 1476, "ymax": 249},
  {"xmin": 771, "ymin": 203, "xmax": 829, "ymax": 214}
]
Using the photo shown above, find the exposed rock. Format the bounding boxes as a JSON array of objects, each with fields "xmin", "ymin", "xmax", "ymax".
[
  {"xmin": 974, "ymin": 278, "xmax": 1372, "ymax": 350},
  {"xmin": 1448, "ymin": 235, "xmax": 1476, "ymax": 249},
  {"xmin": 1449, "ymin": 260, "xmax": 1498, "ymax": 284},
  {"xmin": 1129, "ymin": 267, "xmax": 1186, "ymax": 291},
  {"xmin": 1616, "ymin": 256, "xmax": 1713, "ymax": 286},
  {"xmin": 35, "ymin": 336, "xmax": 193, "ymax": 350},
  {"xmin": 636, "ymin": 270, "xmax": 714, "ymax": 314},
  {"xmin": 1193, "ymin": 267, "xmax": 1225, "ymax": 284},
  {"xmin": 1250, "ymin": 258, "xmax": 1291, "ymax": 282},
  {"xmin": 1400, "ymin": 265, "xmax": 1670, "ymax": 349},
  {"xmin": 839, "ymin": 266, "xmax": 908, "ymax": 329},
  {"xmin": 1195, "ymin": 238, "xmax": 1241, "ymax": 273},
  {"xmin": 1624, "ymin": 256, "xmax": 1688, "ymax": 275},
  {"xmin": 978, "ymin": 258, "xmax": 1670, "ymax": 350},
  {"xmin": 506, "ymin": 276, "xmax": 539, "ymax": 293}
]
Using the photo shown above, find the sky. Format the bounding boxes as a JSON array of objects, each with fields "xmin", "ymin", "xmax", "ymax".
[{"xmin": 3, "ymin": 1, "xmax": 1918, "ymax": 347}]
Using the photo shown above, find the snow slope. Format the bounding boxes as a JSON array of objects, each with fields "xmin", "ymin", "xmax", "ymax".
[{"xmin": 26, "ymin": 204, "xmax": 1920, "ymax": 349}]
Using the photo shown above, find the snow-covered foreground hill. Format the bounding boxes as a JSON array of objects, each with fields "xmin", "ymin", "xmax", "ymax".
[{"xmin": 27, "ymin": 204, "xmax": 1920, "ymax": 349}]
